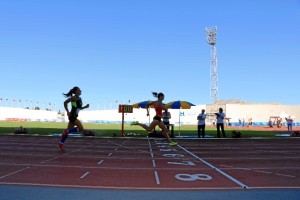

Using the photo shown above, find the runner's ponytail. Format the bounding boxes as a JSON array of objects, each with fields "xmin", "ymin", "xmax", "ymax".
[
  {"xmin": 152, "ymin": 92, "xmax": 164, "ymax": 98},
  {"xmin": 63, "ymin": 86, "xmax": 79, "ymax": 98}
]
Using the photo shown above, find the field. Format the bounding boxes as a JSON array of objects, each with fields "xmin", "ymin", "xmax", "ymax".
[{"xmin": 0, "ymin": 121, "xmax": 292, "ymax": 138}]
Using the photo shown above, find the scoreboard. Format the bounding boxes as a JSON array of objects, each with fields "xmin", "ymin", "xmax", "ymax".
[{"xmin": 118, "ymin": 104, "xmax": 133, "ymax": 113}]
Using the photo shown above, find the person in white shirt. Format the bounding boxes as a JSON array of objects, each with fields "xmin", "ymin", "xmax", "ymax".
[
  {"xmin": 215, "ymin": 107, "xmax": 226, "ymax": 138},
  {"xmin": 197, "ymin": 109, "xmax": 206, "ymax": 138},
  {"xmin": 285, "ymin": 116, "xmax": 293, "ymax": 132}
]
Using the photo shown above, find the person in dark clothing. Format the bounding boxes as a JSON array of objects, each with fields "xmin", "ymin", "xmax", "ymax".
[
  {"xmin": 216, "ymin": 108, "xmax": 226, "ymax": 138},
  {"xmin": 197, "ymin": 109, "xmax": 206, "ymax": 138},
  {"xmin": 57, "ymin": 86, "xmax": 89, "ymax": 151}
]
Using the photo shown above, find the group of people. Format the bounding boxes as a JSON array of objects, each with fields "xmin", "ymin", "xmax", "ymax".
[
  {"xmin": 268, "ymin": 118, "xmax": 283, "ymax": 128},
  {"xmin": 197, "ymin": 108, "xmax": 226, "ymax": 138},
  {"xmin": 56, "ymin": 86, "xmax": 294, "ymax": 152},
  {"xmin": 57, "ymin": 89, "xmax": 178, "ymax": 152},
  {"xmin": 268, "ymin": 117, "xmax": 293, "ymax": 131},
  {"xmin": 57, "ymin": 86, "xmax": 228, "ymax": 152}
]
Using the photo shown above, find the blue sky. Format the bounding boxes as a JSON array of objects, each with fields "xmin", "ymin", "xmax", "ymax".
[{"xmin": 0, "ymin": 0, "xmax": 299, "ymax": 110}]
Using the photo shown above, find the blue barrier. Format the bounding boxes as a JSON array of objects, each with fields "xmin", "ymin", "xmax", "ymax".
[{"xmin": 228, "ymin": 122, "xmax": 299, "ymax": 127}]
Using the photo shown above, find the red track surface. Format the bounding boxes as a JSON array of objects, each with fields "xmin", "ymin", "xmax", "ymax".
[{"xmin": 0, "ymin": 135, "xmax": 299, "ymax": 190}]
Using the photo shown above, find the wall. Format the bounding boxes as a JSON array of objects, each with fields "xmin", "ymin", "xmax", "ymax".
[
  {"xmin": 225, "ymin": 104, "xmax": 300, "ymax": 123},
  {"xmin": 78, "ymin": 105, "xmax": 206, "ymax": 125},
  {"xmin": 0, "ymin": 107, "xmax": 64, "ymax": 122},
  {"xmin": 1, "ymin": 103, "xmax": 299, "ymax": 125}
]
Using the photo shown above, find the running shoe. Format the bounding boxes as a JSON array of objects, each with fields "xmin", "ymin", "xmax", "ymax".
[
  {"xmin": 168, "ymin": 141, "xmax": 178, "ymax": 146},
  {"xmin": 130, "ymin": 121, "xmax": 139, "ymax": 126},
  {"xmin": 57, "ymin": 143, "xmax": 65, "ymax": 152}
]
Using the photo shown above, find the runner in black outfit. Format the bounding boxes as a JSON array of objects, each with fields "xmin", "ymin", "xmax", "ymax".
[{"xmin": 57, "ymin": 86, "xmax": 89, "ymax": 151}]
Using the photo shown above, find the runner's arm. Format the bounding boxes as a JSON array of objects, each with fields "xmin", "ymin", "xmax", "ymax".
[{"xmin": 64, "ymin": 97, "xmax": 75, "ymax": 115}]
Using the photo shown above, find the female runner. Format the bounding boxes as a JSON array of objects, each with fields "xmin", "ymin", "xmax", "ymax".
[
  {"xmin": 57, "ymin": 86, "xmax": 89, "ymax": 151},
  {"xmin": 131, "ymin": 92, "xmax": 177, "ymax": 146}
]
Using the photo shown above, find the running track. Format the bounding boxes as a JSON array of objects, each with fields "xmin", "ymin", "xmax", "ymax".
[{"xmin": 0, "ymin": 135, "xmax": 299, "ymax": 199}]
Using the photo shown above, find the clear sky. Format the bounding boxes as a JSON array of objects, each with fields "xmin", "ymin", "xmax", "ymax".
[{"xmin": 0, "ymin": 0, "xmax": 299, "ymax": 111}]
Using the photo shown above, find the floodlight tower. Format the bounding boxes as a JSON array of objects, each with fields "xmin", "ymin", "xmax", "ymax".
[{"xmin": 205, "ymin": 26, "xmax": 219, "ymax": 104}]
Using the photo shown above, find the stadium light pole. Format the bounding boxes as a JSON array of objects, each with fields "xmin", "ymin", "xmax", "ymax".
[{"xmin": 205, "ymin": 26, "xmax": 219, "ymax": 104}]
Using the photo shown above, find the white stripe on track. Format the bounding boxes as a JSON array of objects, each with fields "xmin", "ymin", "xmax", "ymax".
[
  {"xmin": 148, "ymin": 139, "xmax": 161, "ymax": 185},
  {"xmin": 275, "ymin": 173, "xmax": 296, "ymax": 178},
  {"xmin": 98, "ymin": 160, "xmax": 104, "ymax": 165},
  {"xmin": 80, "ymin": 172, "xmax": 90, "ymax": 179},
  {"xmin": 40, "ymin": 157, "xmax": 58, "ymax": 164},
  {"xmin": 154, "ymin": 171, "xmax": 160, "ymax": 185},
  {"xmin": 0, "ymin": 182, "xmax": 249, "ymax": 190},
  {"xmin": 152, "ymin": 160, "xmax": 156, "ymax": 168},
  {"xmin": 178, "ymin": 144, "xmax": 249, "ymax": 189},
  {"xmin": 0, "ymin": 167, "xmax": 30, "ymax": 179}
]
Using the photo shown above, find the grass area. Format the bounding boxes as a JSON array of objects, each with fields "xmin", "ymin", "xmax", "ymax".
[{"xmin": 0, "ymin": 121, "xmax": 280, "ymax": 138}]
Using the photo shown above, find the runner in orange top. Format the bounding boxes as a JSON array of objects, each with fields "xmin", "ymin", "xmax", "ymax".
[{"xmin": 131, "ymin": 92, "xmax": 177, "ymax": 146}]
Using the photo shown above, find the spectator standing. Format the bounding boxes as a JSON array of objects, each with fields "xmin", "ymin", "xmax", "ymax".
[
  {"xmin": 162, "ymin": 109, "xmax": 171, "ymax": 131},
  {"xmin": 268, "ymin": 118, "xmax": 273, "ymax": 127},
  {"xmin": 216, "ymin": 108, "xmax": 226, "ymax": 138},
  {"xmin": 285, "ymin": 116, "xmax": 293, "ymax": 132},
  {"xmin": 197, "ymin": 109, "xmax": 206, "ymax": 138},
  {"xmin": 248, "ymin": 118, "xmax": 252, "ymax": 127}
]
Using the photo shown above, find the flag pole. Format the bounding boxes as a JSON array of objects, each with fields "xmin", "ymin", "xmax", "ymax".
[{"xmin": 179, "ymin": 109, "xmax": 181, "ymax": 137}]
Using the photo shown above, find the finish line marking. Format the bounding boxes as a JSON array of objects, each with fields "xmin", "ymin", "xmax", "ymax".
[{"xmin": 177, "ymin": 144, "xmax": 249, "ymax": 189}]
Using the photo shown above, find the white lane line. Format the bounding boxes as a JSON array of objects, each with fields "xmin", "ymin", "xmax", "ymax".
[
  {"xmin": 147, "ymin": 139, "xmax": 155, "ymax": 159},
  {"xmin": 148, "ymin": 140, "xmax": 153, "ymax": 153},
  {"xmin": 254, "ymin": 170, "xmax": 272, "ymax": 174},
  {"xmin": 155, "ymin": 142, "xmax": 168, "ymax": 145},
  {"xmin": 178, "ymin": 144, "xmax": 249, "ymax": 189},
  {"xmin": 157, "ymin": 145, "xmax": 167, "ymax": 148},
  {"xmin": 220, "ymin": 165, "xmax": 252, "ymax": 171},
  {"xmin": 221, "ymin": 165, "xmax": 295, "ymax": 178},
  {"xmin": 106, "ymin": 139, "xmax": 153, "ymax": 154},
  {"xmin": 152, "ymin": 160, "xmax": 156, "ymax": 168},
  {"xmin": 80, "ymin": 172, "xmax": 90, "ymax": 179},
  {"xmin": 148, "ymin": 139, "xmax": 160, "ymax": 185},
  {"xmin": 154, "ymin": 171, "xmax": 160, "ymax": 185},
  {"xmin": 275, "ymin": 173, "xmax": 296, "ymax": 178},
  {"xmin": 0, "ymin": 162, "xmax": 194, "ymax": 170},
  {"xmin": 40, "ymin": 157, "xmax": 58, "ymax": 164},
  {"xmin": 0, "ymin": 167, "xmax": 30, "ymax": 179},
  {"xmin": 63, "ymin": 145, "xmax": 92, "ymax": 156},
  {"xmin": 107, "ymin": 153, "xmax": 112, "ymax": 157},
  {"xmin": 220, "ymin": 165, "xmax": 234, "ymax": 168},
  {"xmin": 0, "ymin": 182, "xmax": 250, "ymax": 190},
  {"xmin": 98, "ymin": 160, "xmax": 104, "ymax": 165},
  {"xmin": 114, "ymin": 148, "xmax": 118, "ymax": 151}
]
